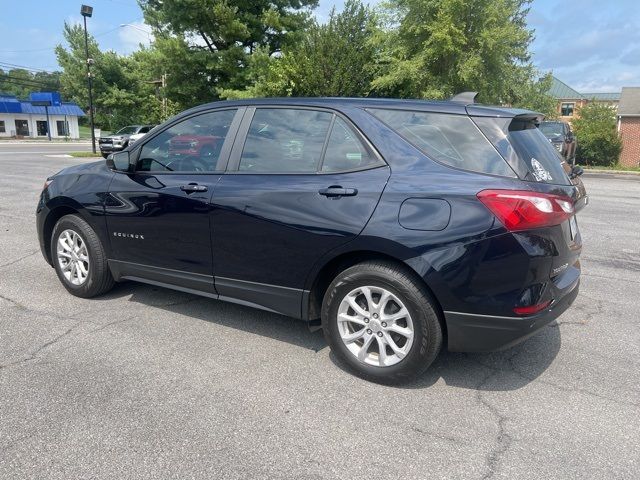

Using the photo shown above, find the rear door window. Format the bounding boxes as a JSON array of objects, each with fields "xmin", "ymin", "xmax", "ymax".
[
  {"xmin": 321, "ymin": 118, "xmax": 379, "ymax": 172},
  {"xmin": 368, "ymin": 109, "xmax": 515, "ymax": 177},
  {"xmin": 239, "ymin": 109, "xmax": 332, "ymax": 173}
]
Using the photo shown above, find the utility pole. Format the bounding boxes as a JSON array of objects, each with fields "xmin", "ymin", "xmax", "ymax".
[
  {"xmin": 148, "ymin": 73, "xmax": 169, "ymax": 121},
  {"xmin": 162, "ymin": 73, "xmax": 167, "ymax": 120},
  {"xmin": 81, "ymin": 4, "xmax": 96, "ymax": 153}
]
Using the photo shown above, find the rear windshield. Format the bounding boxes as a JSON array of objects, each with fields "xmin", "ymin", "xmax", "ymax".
[
  {"xmin": 539, "ymin": 122, "xmax": 564, "ymax": 138},
  {"xmin": 368, "ymin": 109, "xmax": 516, "ymax": 177},
  {"xmin": 473, "ymin": 117, "xmax": 571, "ymax": 185}
]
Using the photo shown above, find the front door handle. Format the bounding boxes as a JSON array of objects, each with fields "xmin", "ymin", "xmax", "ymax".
[
  {"xmin": 318, "ymin": 186, "xmax": 358, "ymax": 198},
  {"xmin": 180, "ymin": 183, "xmax": 208, "ymax": 193}
]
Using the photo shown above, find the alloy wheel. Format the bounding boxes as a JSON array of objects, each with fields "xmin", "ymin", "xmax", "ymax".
[
  {"xmin": 56, "ymin": 229, "xmax": 90, "ymax": 286},
  {"xmin": 337, "ymin": 285, "xmax": 414, "ymax": 367}
]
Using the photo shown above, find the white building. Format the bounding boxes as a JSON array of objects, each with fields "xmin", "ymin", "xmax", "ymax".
[{"xmin": 0, "ymin": 93, "xmax": 85, "ymax": 139}]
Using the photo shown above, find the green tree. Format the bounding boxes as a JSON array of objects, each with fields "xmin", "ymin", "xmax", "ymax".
[
  {"xmin": 372, "ymin": 0, "xmax": 536, "ymax": 103},
  {"xmin": 510, "ymin": 72, "xmax": 558, "ymax": 119},
  {"xmin": 221, "ymin": 0, "xmax": 379, "ymax": 98},
  {"xmin": 139, "ymin": 0, "xmax": 318, "ymax": 102},
  {"xmin": 0, "ymin": 68, "xmax": 61, "ymax": 98},
  {"xmin": 572, "ymin": 102, "xmax": 622, "ymax": 167},
  {"xmin": 55, "ymin": 23, "xmax": 171, "ymax": 130}
]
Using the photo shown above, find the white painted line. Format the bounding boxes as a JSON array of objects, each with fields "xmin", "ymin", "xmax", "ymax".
[
  {"xmin": 0, "ymin": 142, "xmax": 92, "ymax": 146},
  {"xmin": 0, "ymin": 151, "xmax": 83, "ymax": 155},
  {"xmin": 45, "ymin": 154, "xmax": 74, "ymax": 158}
]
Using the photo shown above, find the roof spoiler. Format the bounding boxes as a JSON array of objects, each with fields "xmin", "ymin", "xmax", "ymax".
[
  {"xmin": 513, "ymin": 112, "xmax": 545, "ymax": 124},
  {"xmin": 450, "ymin": 92, "xmax": 478, "ymax": 104}
]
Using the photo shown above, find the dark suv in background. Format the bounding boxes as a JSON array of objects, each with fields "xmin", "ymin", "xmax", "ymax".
[
  {"xmin": 539, "ymin": 121, "xmax": 577, "ymax": 164},
  {"xmin": 37, "ymin": 97, "xmax": 585, "ymax": 382}
]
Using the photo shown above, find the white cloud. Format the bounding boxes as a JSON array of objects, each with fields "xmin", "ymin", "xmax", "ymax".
[{"xmin": 529, "ymin": 0, "xmax": 640, "ymax": 91}]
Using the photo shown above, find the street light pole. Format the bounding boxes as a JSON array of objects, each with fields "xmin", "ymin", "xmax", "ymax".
[{"xmin": 81, "ymin": 5, "xmax": 96, "ymax": 153}]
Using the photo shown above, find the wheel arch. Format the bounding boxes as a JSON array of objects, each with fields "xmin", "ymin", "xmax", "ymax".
[
  {"xmin": 305, "ymin": 250, "xmax": 445, "ymax": 336},
  {"xmin": 41, "ymin": 202, "xmax": 87, "ymax": 265}
]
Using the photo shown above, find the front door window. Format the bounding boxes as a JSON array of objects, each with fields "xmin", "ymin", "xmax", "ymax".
[{"xmin": 136, "ymin": 109, "xmax": 237, "ymax": 173}]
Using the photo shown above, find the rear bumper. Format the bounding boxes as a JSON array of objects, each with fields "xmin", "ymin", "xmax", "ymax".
[{"xmin": 444, "ymin": 278, "xmax": 579, "ymax": 352}]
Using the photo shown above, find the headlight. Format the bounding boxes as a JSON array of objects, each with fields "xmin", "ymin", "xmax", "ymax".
[{"xmin": 553, "ymin": 143, "xmax": 562, "ymax": 151}]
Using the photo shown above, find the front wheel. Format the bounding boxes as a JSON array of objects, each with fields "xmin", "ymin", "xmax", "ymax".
[
  {"xmin": 51, "ymin": 214, "xmax": 114, "ymax": 298},
  {"xmin": 322, "ymin": 261, "xmax": 442, "ymax": 383}
]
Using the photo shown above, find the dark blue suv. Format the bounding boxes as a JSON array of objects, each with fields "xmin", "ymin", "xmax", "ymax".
[{"xmin": 36, "ymin": 97, "xmax": 586, "ymax": 381}]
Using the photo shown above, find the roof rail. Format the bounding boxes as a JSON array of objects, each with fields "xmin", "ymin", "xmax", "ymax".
[{"xmin": 449, "ymin": 92, "xmax": 478, "ymax": 104}]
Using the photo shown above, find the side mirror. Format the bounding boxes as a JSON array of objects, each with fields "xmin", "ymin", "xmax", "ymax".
[
  {"xmin": 106, "ymin": 151, "xmax": 130, "ymax": 172},
  {"xmin": 570, "ymin": 165, "xmax": 583, "ymax": 178}
]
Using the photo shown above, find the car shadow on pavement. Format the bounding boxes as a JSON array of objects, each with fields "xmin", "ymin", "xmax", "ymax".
[
  {"xmin": 328, "ymin": 324, "xmax": 562, "ymax": 391},
  {"xmin": 99, "ymin": 281, "xmax": 328, "ymax": 353},
  {"xmin": 400, "ymin": 324, "xmax": 562, "ymax": 391},
  {"xmin": 98, "ymin": 282, "xmax": 561, "ymax": 392}
]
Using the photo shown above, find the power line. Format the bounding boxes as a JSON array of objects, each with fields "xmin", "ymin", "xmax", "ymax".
[
  {"xmin": 0, "ymin": 17, "xmax": 145, "ymax": 53},
  {"xmin": 0, "ymin": 78, "xmax": 59, "ymax": 90},
  {"xmin": 0, "ymin": 61, "xmax": 58, "ymax": 73},
  {"xmin": 0, "ymin": 75, "xmax": 59, "ymax": 88}
]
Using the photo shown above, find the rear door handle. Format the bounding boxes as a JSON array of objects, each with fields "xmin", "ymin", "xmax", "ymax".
[
  {"xmin": 318, "ymin": 186, "xmax": 358, "ymax": 198},
  {"xmin": 180, "ymin": 183, "xmax": 208, "ymax": 193}
]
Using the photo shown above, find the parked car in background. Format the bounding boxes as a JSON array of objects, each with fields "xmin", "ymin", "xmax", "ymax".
[
  {"xmin": 168, "ymin": 133, "xmax": 224, "ymax": 159},
  {"xmin": 37, "ymin": 97, "xmax": 586, "ymax": 382},
  {"xmin": 98, "ymin": 125, "xmax": 154, "ymax": 158},
  {"xmin": 539, "ymin": 121, "xmax": 577, "ymax": 164},
  {"xmin": 129, "ymin": 125, "xmax": 156, "ymax": 145}
]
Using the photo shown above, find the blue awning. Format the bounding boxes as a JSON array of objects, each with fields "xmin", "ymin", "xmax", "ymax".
[
  {"xmin": 0, "ymin": 94, "xmax": 85, "ymax": 116},
  {"xmin": 20, "ymin": 102, "xmax": 85, "ymax": 116},
  {"xmin": 0, "ymin": 95, "xmax": 22, "ymax": 113}
]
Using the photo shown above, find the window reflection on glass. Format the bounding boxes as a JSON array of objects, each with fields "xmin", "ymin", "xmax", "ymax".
[
  {"xmin": 137, "ymin": 109, "xmax": 236, "ymax": 173},
  {"xmin": 239, "ymin": 109, "xmax": 332, "ymax": 173}
]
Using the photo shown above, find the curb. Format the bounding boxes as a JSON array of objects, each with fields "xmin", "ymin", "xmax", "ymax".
[{"xmin": 583, "ymin": 169, "xmax": 640, "ymax": 176}]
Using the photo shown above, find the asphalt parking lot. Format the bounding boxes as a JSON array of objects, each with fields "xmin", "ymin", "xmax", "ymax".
[{"xmin": 1, "ymin": 144, "xmax": 639, "ymax": 479}]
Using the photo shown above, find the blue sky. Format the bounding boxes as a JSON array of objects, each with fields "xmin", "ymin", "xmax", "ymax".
[{"xmin": 0, "ymin": 0, "xmax": 638, "ymax": 92}]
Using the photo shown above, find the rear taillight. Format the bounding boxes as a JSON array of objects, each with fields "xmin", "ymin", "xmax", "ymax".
[
  {"xmin": 477, "ymin": 189, "xmax": 574, "ymax": 231},
  {"xmin": 513, "ymin": 300, "xmax": 552, "ymax": 316}
]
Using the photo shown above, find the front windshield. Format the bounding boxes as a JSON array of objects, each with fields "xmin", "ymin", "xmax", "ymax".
[
  {"xmin": 539, "ymin": 122, "xmax": 563, "ymax": 138},
  {"xmin": 115, "ymin": 126, "xmax": 139, "ymax": 135}
]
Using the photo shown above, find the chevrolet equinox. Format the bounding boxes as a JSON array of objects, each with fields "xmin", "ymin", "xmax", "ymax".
[{"xmin": 36, "ymin": 97, "xmax": 586, "ymax": 382}]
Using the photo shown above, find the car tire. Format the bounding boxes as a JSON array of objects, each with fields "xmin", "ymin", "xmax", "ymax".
[
  {"xmin": 101, "ymin": 152, "xmax": 108, "ymax": 159},
  {"xmin": 51, "ymin": 214, "xmax": 115, "ymax": 298},
  {"xmin": 322, "ymin": 260, "xmax": 442, "ymax": 383}
]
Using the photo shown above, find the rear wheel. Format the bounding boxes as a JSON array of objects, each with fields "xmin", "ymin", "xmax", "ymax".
[
  {"xmin": 322, "ymin": 261, "xmax": 442, "ymax": 383},
  {"xmin": 51, "ymin": 214, "xmax": 114, "ymax": 298}
]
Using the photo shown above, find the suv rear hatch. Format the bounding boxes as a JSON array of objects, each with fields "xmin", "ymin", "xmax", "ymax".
[{"xmin": 471, "ymin": 113, "xmax": 582, "ymax": 312}]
